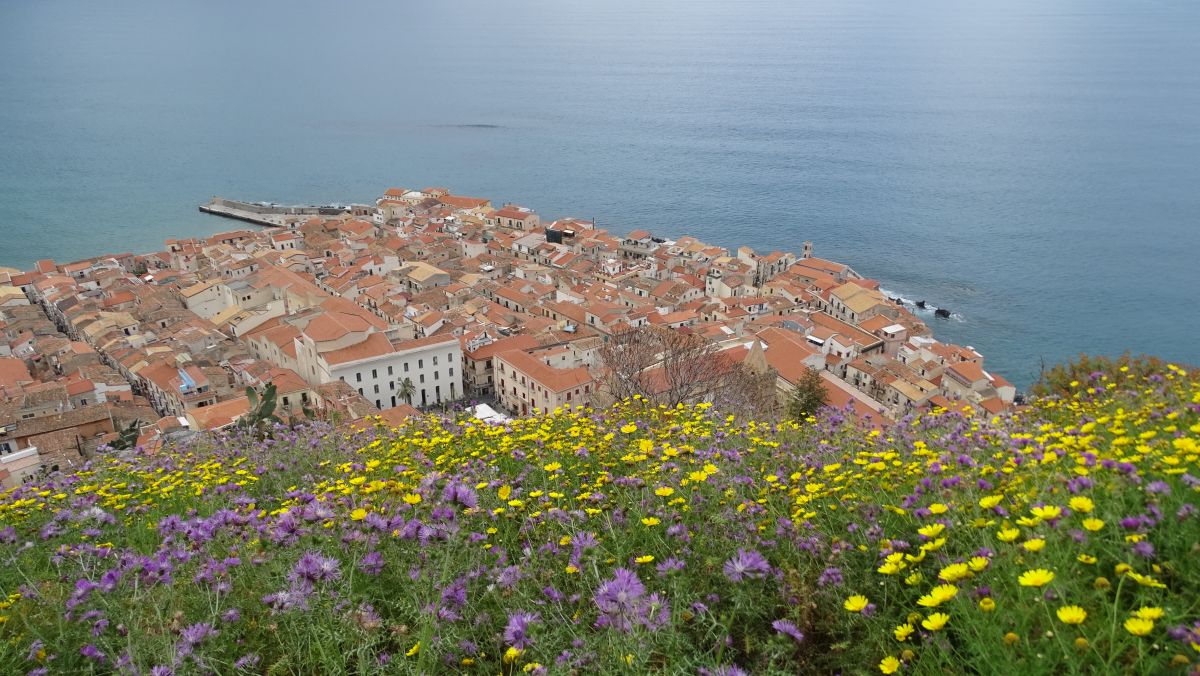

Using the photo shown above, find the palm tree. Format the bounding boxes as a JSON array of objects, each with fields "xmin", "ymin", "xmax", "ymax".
[{"xmin": 396, "ymin": 378, "xmax": 416, "ymax": 406}]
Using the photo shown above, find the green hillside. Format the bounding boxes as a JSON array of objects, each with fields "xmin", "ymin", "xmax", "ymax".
[{"xmin": 1, "ymin": 361, "xmax": 1198, "ymax": 675}]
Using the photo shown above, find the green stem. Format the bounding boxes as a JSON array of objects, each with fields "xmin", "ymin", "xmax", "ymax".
[{"xmin": 1105, "ymin": 574, "xmax": 1128, "ymax": 670}]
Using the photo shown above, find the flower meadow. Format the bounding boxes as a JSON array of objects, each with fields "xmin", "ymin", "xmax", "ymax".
[{"xmin": 1, "ymin": 364, "xmax": 1199, "ymax": 675}]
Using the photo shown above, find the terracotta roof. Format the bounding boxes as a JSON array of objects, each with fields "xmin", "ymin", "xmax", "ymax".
[
  {"xmin": 13, "ymin": 405, "xmax": 111, "ymax": 438},
  {"xmin": 263, "ymin": 367, "xmax": 309, "ymax": 394},
  {"xmin": 464, "ymin": 334, "xmax": 541, "ymax": 360},
  {"xmin": 248, "ymin": 323, "xmax": 301, "ymax": 358},
  {"xmin": 947, "ymin": 360, "xmax": 987, "ymax": 385},
  {"xmin": 496, "ymin": 349, "xmax": 591, "ymax": 393},
  {"xmin": 439, "ymin": 194, "xmax": 491, "ymax": 210},
  {"xmin": 809, "ymin": 312, "xmax": 881, "ymax": 348},
  {"xmin": 754, "ymin": 328, "xmax": 821, "ymax": 384},
  {"xmin": 188, "ymin": 397, "xmax": 251, "ymax": 430},
  {"xmin": 494, "ymin": 207, "xmax": 534, "ymax": 220},
  {"xmin": 304, "ymin": 311, "xmax": 371, "ymax": 342},
  {"xmin": 391, "ymin": 333, "xmax": 459, "ymax": 353},
  {"xmin": 0, "ymin": 357, "xmax": 32, "ymax": 390},
  {"xmin": 65, "ymin": 378, "xmax": 95, "ymax": 396},
  {"xmin": 859, "ymin": 315, "xmax": 898, "ymax": 334},
  {"xmin": 978, "ymin": 397, "xmax": 1006, "ymax": 415},
  {"xmin": 819, "ymin": 372, "xmax": 889, "ymax": 425},
  {"xmin": 322, "ymin": 332, "xmax": 394, "ymax": 366},
  {"xmin": 378, "ymin": 404, "xmax": 420, "ymax": 426}
]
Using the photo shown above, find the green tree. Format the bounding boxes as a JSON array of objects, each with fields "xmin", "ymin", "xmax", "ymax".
[{"xmin": 786, "ymin": 367, "xmax": 828, "ymax": 421}]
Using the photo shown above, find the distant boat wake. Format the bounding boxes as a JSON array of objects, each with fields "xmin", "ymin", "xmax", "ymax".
[{"xmin": 431, "ymin": 123, "xmax": 505, "ymax": 129}]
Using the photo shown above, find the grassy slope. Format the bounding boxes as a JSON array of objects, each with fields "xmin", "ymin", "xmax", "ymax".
[{"xmin": 1, "ymin": 364, "xmax": 1198, "ymax": 675}]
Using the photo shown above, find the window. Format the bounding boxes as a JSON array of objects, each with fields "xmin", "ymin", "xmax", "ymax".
[
  {"xmin": 372, "ymin": 369, "xmax": 377, "ymax": 379},
  {"xmin": 433, "ymin": 356, "xmax": 438, "ymax": 366},
  {"xmin": 434, "ymin": 371, "xmax": 439, "ymax": 381},
  {"xmin": 388, "ymin": 365, "xmax": 393, "ymax": 376},
  {"xmin": 449, "ymin": 367, "xmax": 454, "ymax": 377},
  {"xmin": 418, "ymin": 359, "xmax": 423, "ymax": 369},
  {"xmin": 373, "ymin": 385, "xmax": 379, "ymax": 394},
  {"xmin": 358, "ymin": 388, "xmax": 364, "ymax": 395},
  {"xmin": 404, "ymin": 362, "xmax": 409, "ymax": 373},
  {"xmin": 356, "ymin": 373, "xmax": 362, "ymax": 383},
  {"xmin": 420, "ymin": 374, "xmax": 425, "ymax": 384}
]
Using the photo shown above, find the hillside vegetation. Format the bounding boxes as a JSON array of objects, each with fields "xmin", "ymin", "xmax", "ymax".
[{"xmin": 1, "ymin": 362, "xmax": 1198, "ymax": 675}]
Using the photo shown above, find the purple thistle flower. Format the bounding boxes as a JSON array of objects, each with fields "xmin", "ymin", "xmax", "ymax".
[
  {"xmin": 289, "ymin": 550, "xmax": 341, "ymax": 587},
  {"xmin": 26, "ymin": 640, "xmax": 45, "ymax": 662},
  {"xmin": 656, "ymin": 557, "xmax": 686, "ymax": 575},
  {"xmin": 722, "ymin": 549, "xmax": 771, "ymax": 582},
  {"xmin": 817, "ymin": 566, "xmax": 844, "ymax": 586},
  {"xmin": 594, "ymin": 567, "xmax": 670, "ymax": 633},
  {"xmin": 1132, "ymin": 540, "xmax": 1156, "ymax": 559},
  {"xmin": 772, "ymin": 619, "xmax": 805, "ymax": 643},
  {"xmin": 80, "ymin": 644, "xmax": 105, "ymax": 662},
  {"xmin": 595, "ymin": 568, "xmax": 646, "ymax": 632},
  {"xmin": 358, "ymin": 550, "xmax": 385, "ymax": 575},
  {"xmin": 496, "ymin": 565, "xmax": 523, "ymax": 589},
  {"xmin": 1146, "ymin": 481, "xmax": 1171, "ymax": 495},
  {"xmin": 441, "ymin": 578, "xmax": 468, "ymax": 609},
  {"xmin": 262, "ymin": 586, "xmax": 311, "ymax": 613},
  {"xmin": 503, "ymin": 611, "xmax": 540, "ymax": 649}
]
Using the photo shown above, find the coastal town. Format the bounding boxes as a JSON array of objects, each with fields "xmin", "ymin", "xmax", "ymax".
[{"xmin": 0, "ymin": 187, "xmax": 1015, "ymax": 487}]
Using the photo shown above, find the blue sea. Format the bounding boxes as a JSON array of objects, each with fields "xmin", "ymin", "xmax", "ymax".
[{"xmin": 2, "ymin": 0, "xmax": 1198, "ymax": 388}]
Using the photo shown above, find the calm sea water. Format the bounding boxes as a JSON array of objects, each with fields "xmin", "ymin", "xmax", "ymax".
[{"xmin": 2, "ymin": 0, "xmax": 1198, "ymax": 387}]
